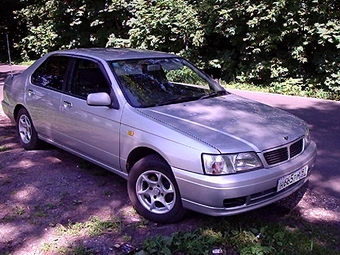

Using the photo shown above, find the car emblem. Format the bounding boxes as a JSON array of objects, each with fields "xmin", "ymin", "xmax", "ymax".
[{"xmin": 283, "ymin": 136, "xmax": 289, "ymax": 140}]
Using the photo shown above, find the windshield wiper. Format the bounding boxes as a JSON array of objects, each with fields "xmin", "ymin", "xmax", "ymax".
[
  {"xmin": 155, "ymin": 90, "xmax": 227, "ymax": 106},
  {"xmin": 199, "ymin": 90, "xmax": 227, "ymax": 100},
  {"xmin": 158, "ymin": 95, "xmax": 201, "ymax": 106}
]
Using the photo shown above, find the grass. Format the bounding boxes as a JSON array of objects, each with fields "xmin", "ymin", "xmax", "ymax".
[
  {"xmin": 103, "ymin": 190, "xmax": 113, "ymax": 197},
  {"xmin": 224, "ymin": 81, "xmax": 340, "ymax": 101},
  {"xmin": 43, "ymin": 216, "xmax": 124, "ymax": 254},
  {"xmin": 1, "ymin": 206, "xmax": 26, "ymax": 222},
  {"xmin": 1, "ymin": 178, "xmax": 10, "ymax": 185},
  {"xmin": 0, "ymin": 146, "xmax": 11, "ymax": 152},
  {"xmin": 71, "ymin": 246, "xmax": 96, "ymax": 255},
  {"xmin": 32, "ymin": 203, "xmax": 57, "ymax": 218},
  {"xmin": 41, "ymin": 242, "xmax": 96, "ymax": 255},
  {"xmin": 15, "ymin": 60, "xmax": 34, "ymax": 66},
  {"xmin": 224, "ymin": 82, "xmax": 269, "ymax": 93},
  {"xmin": 14, "ymin": 206, "xmax": 25, "ymax": 216},
  {"xmin": 139, "ymin": 213, "xmax": 340, "ymax": 255},
  {"xmin": 57, "ymin": 216, "xmax": 123, "ymax": 237}
]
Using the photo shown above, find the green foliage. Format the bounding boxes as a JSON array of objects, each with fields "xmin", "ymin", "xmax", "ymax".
[
  {"xmin": 85, "ymin": 216, "xmax": 123, "ymax": 236},
  {"xmin": 128, "ymin": 0, "xmax": 204, "ymax": 57},
  {"xmin": 269, "ymin": 78, "xmax": 305, "ymax": 96},
  {"xmin": 141, "ymin": 229, "xmax": 223, "ymax": 255},
  {"xmin": 16, "ymin": 0, "xmax": 131, "ymax": 60},
  {"xmin": 15, "ymin": 0, "xmax": 59, "ymax": 60},
  {"xmin": 225, "ymin": 79, "xmax": 340, "ymax": 101},
  {"xmin": 0, "ymin": 0, "xmax": 27, "ymax": 62},
  {"xmin": 310, "ymin": 19, "xmax": 340, "ymax": 92},
  {"xmin": 0, "ymin": 145, "xmax": 11, "ymax": 152},
  {"xmin": 204, "ymin": 0, "xmax": 340, "ymax": 91},
  {"xmin": 139, "ymin": 214, "xmax": 340, "ymax": 255},
  {"xmin": 4, "ymin": 0, "xmax": 340, "ymax": 96},
  {"xmin": 57, "ymin": 216, "xmax": 122, "ymax": 237}
]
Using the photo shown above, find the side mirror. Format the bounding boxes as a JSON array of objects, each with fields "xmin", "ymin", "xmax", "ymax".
[{"xmin": 87, "ymin": 92, "xmax": 111, "ymax": 106}]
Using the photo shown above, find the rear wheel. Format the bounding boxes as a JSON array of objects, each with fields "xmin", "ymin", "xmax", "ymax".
[
  {"xmin": 128, "ymin": 154, "xmax": 185, "ymax": 223},
  {"xmin": 16, "ymin": 108, "xmax": 42, "ymax": 150}
]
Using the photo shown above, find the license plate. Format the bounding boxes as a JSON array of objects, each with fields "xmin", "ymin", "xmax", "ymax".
[{"xmin": 277, "ymin": 166, "xmax": 308, "ymax": 192}]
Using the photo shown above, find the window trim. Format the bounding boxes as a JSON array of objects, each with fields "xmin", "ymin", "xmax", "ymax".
[
  {"xmin": 30, "ymin": 55, "xmax": 71, "ymax": 92},
  {"xmin": 65, "ymin": 56, "xmax": 120, "ymax": 109}
]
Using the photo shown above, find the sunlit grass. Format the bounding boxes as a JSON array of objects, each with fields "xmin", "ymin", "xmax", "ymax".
[
  {"xmin": 0, "ymin": 146, "xmax": 11, "ymax": 152},
  {"xmin": 15, "ymin": 60, "xmax": 34, "ymax": 66},
  {"xmin": 41, "ymin": 242, "xmax": 95, "ymax": 255},
  {"xmin": 141, "ymin": 213, "xmax": 340, "ymax": 255},
  {"xmin": 1, "ymin": 205, "xmax": 26, "ymax": 222},
  {"xmin": 223, "ymin": 81, "xmax": 340, "ymax": 101},
  {"xmin": 57, "ymin": 216, "xmax": 123, "ymax": 237},
  {"xmin": 223, "ymin": 81, "xmax": 269, "ymax": 93}
]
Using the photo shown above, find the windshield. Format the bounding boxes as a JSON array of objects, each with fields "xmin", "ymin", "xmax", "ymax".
[{"xmin": 110, "ymin": 58, "xmax": 226, "ymax": 108}]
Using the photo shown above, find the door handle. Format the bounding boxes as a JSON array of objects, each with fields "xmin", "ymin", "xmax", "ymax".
[
  {"xmin": 63, "ymin": 101, "xmax": 72, "ymax": 109},
  {"xmin": 27, "ymin": 89, "xmax": 35, "ymax": 96}
]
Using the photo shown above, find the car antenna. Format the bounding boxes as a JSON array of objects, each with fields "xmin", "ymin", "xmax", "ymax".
[{"xmin": 6, "ymin": 34, "xmax": 13, "ymax": 77}]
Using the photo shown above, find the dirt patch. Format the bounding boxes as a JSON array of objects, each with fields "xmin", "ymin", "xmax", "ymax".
[
  {"xmin": 0, "ymin": 106, "xmax": 340, "ymax": 255},
  {"xmin": 0, "ymin": 109, "xmax": 203, "ymax": 254}
]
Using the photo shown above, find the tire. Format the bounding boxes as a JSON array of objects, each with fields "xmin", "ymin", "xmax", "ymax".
[
  {"xmin": 128, "ymin": 154, "xmax": 185, "ymax": 223},
  {"xmin": 16, "ymin": 108, "xmax": 42, "ymax": 150}
]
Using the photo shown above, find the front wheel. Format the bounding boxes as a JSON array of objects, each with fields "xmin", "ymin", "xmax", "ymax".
[
  {"xmin": 16, "ymin": 108, "xmax": 42, "ymax": 150},
  {"xmin": 128, "ymin": 154, "xmax": 185, "ymax": 223}
]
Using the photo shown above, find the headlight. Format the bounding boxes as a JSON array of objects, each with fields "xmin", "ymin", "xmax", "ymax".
[
  {"xmin": 304, "ymin": 127, "xmax": 311, "ymax": 147},
  {"xmin": 202, "ymin": 152, "xmax": 263, "ymax": 175}
]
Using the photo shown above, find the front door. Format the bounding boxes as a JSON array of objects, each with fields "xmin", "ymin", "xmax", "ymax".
[{"xmin": 58, "ymin": 58, "xmax": 122, "ymax": 171}]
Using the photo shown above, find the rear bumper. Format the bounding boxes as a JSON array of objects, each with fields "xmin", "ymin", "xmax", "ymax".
[
  {"xmin": 173, "ymin": 141, "xmax": 317, "ymax": 216},
  {"xmin": 1, "ymin": 100, "xmax": 15, "ymax": 122}
]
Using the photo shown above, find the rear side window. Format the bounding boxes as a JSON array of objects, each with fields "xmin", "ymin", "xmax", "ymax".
[{"xmin": 31, "ymin": 56, "xmax": 69, "ymax": 90}]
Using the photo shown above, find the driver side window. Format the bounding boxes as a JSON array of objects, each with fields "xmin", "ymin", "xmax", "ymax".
[{"xmin": 69, "ymin": 59, "xmax": 110, "ymax": 99}]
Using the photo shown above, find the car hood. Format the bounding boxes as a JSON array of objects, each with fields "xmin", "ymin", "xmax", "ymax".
[{"xmin": 138, "ymin": 93, "xmax": 306, "ymax": 152}]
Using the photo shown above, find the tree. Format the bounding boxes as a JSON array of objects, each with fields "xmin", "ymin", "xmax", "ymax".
[
  {"xmin": 128, "ymin": 0, "xmax": 204, "ymax": 59},
  {"xmin": 210, "ymin": 0, "xmax": 340, "ymax": 90},
  {"xmin": 9, "ymin": 0, "xmax": 340, "ymax": 92},
  {"xmin": 0, "ymin": 0, "xmax": 28, "ymax": 62},
  {"xmin": 16, "ymin": 0, "xmax": 131, "ymax": 60}
]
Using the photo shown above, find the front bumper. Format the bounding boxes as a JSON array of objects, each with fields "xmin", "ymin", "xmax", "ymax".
[{"xmin": 173, "ymin": 141, "xmax": 317, "ymax": 216}]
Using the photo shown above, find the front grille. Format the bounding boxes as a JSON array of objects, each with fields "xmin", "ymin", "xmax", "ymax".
[
  {"xmin": 290, "ymin": 139, "xmax": 303, "ymax": 158},
  {"xmin": 263, "ymin": 138, "xmax": 304, "ymax": 166},
  {"xmin": 264, "ymin": 147, "xmax": 288, "ymax": 165}
]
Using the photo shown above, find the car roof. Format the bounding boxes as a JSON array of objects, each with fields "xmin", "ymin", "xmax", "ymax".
[{"xmin": 52, "ymin": 48, "xmax": 178, "ymax": 61}]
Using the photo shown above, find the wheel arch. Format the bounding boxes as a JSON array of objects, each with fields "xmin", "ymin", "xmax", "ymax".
[
  {"xmin": 126, "ymin": 147, "xmax": 168, "ymax": 174},
  {"xmin": 13, "ymin": 104, "xmax": 26, "ymax": 121}
]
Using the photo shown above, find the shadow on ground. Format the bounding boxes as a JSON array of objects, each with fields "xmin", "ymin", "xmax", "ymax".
[{"xmin": 1, "ymin": 120, "xmax": 339, "ymax": 254}]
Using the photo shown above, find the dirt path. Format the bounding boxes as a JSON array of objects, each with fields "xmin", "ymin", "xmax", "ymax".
[
  {"xmin": 1, "ymin": 104, "xmax": 340, "ymax": 255},
  {"xmin": 0, "ymin": 105, "xmax": 206, "ymax": 254}
]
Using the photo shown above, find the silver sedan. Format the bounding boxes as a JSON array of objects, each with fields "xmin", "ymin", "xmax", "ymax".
[{"xmin": 2, "ymin": 48, "xmax": 317, "ymax": 223}]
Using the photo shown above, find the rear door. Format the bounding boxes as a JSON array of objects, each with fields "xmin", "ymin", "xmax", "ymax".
[
  {"xmin": 58, "ymin": 58, "xmax": 122, "ymax": 171},
  {"xmin": 25, "ymin": 55, "xmax": 70, "ymax": 141}
]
